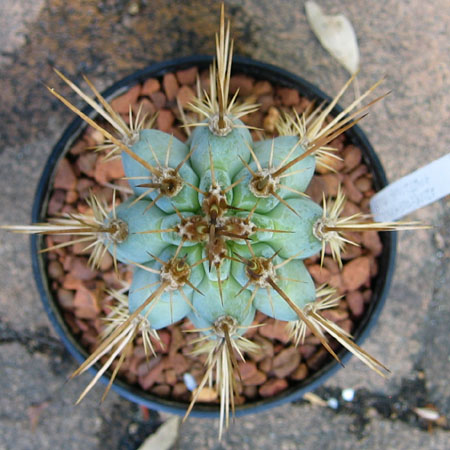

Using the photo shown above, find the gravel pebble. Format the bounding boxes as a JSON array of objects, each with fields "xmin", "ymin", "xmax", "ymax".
[
  {"xmin": 54, "ymin": 158, "xmax": 77, "ymax": 190},
  {"xmin": 272, "ymin": 347, "xmax": 300, "ymax": 378},
  {"xmin": 142, "ymin": 78, "xmax": 161, "ymax": 96},
  {"xmin": 259, "ymin": 378, "xmax": 288, "ymax": 397},
  {"xmin": 162, "ymin": 73, "xmax": 179, "ymax": 101},
  {"xmin": 176, "ymin": 67, "xmax": 198, "ymax": 85},
  {"xmin": 111, "ymin": 84, "xmax": 141, "ymax": 114},
  {"xmin": 342, "ymin": 257, "xmax": 371, "ymax": 291}
]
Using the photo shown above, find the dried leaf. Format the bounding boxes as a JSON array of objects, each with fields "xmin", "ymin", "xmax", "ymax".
[
  {"xmin": 305, "ymin": 1, "xmax": 360, "ymax": 74},
  {"xmin": 303, "ymin": 392, "xmax": 327, "ymax": 407},
  {"xmin": 137, "ymin": 416, "xmax": 180, "ymax": 450},
  {"xmin": 28, "ymin": 402, "xmax": 49, "ymax": 432}
]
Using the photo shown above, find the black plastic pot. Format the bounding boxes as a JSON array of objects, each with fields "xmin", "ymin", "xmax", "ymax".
[{"xmin": 31, "ymin": 56, "xmax": 396, "ymax": 418}]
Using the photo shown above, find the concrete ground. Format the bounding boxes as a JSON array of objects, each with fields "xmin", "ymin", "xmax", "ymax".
[{"xmin": 0, "ymin": 1, "xmax": 448, "ymax": 448}]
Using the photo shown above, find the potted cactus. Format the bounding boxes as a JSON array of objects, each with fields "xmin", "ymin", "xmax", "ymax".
[{"xmin": 1, "ymin": 5, "xmax": 424, "ymax": 439}]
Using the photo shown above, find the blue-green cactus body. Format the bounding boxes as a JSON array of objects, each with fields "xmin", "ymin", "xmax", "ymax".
[
  {"xmin": 252, "ymin": 136, "xmax": 315, "ymax": 193},
  {"xmin": 122, "ymin": 129, "xmax": 199, "ymax": 212},
  {"xmin": 253, "ymin": 258, "xmax": 316, "ymax": 321},
  {"xmin": 128, "ymin": 245, "xmax": 204, "ymax": 329},
  {"xmin": 107, "ymin": 199, "xmax": 168, "ymax": 263},
  {"xmin": 191, "ymin": 275, "xmax": 255, "ymax": 331},
  {"xmin": 229, "ymin": 242, "xmax": 275, "ymax": 287},
  {"xmin": 201, "ymin": 246, "xmax": 232, "ymax": 281},
  {"xmin": 231, "ymin": 136, "xmax": 315, "ymax": 213},
  {"xmin": 234, "ymin": 210, "xmax": 275, "ymax": 241},
  {"xmin": 266, "ymin": 197, "xmax": 323, "ymax": 258},
  {"xmin": 106, "ymin": 111, "xmax": 324, "ymax": 340},
  {"xmin": 198, "ymin": 169, "xmax": 233, "ymax": 205},
  {"xmin": 159, "ymin": 212, "xmax": 197, "ymax": 247},
  {"xmin": 189, "ymin": 119, "xmax": 252, "ymax": 178},
  {"xmin": 231, "ymin": 169, "xmax": 277, "ymax": 213}
]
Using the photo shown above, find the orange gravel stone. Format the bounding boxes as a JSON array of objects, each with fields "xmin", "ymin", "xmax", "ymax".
[
  {"xmin": 73, "ymin": 288, "xmax": 99, "ymax": 320},
  {"xmin": 278, "ymin": 87, "xmax": 300, "ymax": 106},
  {"xmin": 273, "ymin": 347, "xmax": 300, "ymax": 378},
  {"xmin": 163, "ymin": 73, "xmax": 179, "ymax": 101},
  {"xmin": 253, "ymin": 80, "xmax": 272, "ymax": 96},
  {"xmin": 259, "ymin": 320, "xmax": 291, "ymax": 344},
  {"xmin": 141, "ymin": 78, "xmax": 161, "ymax": 96},
  {"xmin": 342, "ymin": 257, "xmax": 371, "ymax": 291},
  {"xmin": 259, "ymin": 378, "xmax": 288, "ymax": 397},
  {"xmin": 156, "ymin": 109, "xmax": 175, "ymax": 132},
  {"xmin": 176, "ymin": 67, "xmax": 198, "ymax": 85},
  {"xmin": 229, "ymin": 74, "xmax": 254, "ymax": 96},
  {"xmin": 150, "ymin": 91, "xmax": 166, "ymax": 109},
  {"xmin": 176, "ymin": 85, "xmax": 196, "ymax": 108},
  {"xmin": 342, "ymin": 145, "xmax": 362, "ymax": 171},
  {"xmin": 139, "ymin": 363, "xmax": 165, "ymax": 390},
  {"xmin": 290, "ymin": 363, "xmax": 308, "ymax": 381},
  {"xmin": 308, "ymin": 264, "xmax": 331, "ymax": 284},
  {"xmin": 133, "ymin": 98, "xmax": 156, "ymax": 117},
  {"xmin": 111, "ymin": 84, "xmax": 141, "ymax": 114},
  {"xmin": 346, "ymin": 291, "xmax": 365, "ymax": 317},
  {"xmin": 238, "ymin": 361, "xmax": 258, "ymax": 380},
  {"xmin": 362, "ymin": 231, "xmax": 383, "ymax": 256},
  {"xmin": 244, "ymin": 370, "xmax": 267, "ymax": 387},
  {"xmin": 54, "ymin": 158, "xmax": 77, "ymax": 190},
  {"xmin": 94, "ymin": 156, "xmax": 124, "ymax": 184}
]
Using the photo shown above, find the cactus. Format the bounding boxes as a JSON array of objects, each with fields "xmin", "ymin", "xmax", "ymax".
[{"xmin": 2, "ymin": 5, "xmax": 427, "ymax": 439}]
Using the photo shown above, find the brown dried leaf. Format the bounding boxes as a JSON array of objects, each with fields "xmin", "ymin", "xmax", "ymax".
[
  {"xmin": 137, "ymin": 416, "xmax": 180, "ymax": 450},
  {"xmin": 28, "ymin": 402, "xmax": 49, "ymax": 432}
]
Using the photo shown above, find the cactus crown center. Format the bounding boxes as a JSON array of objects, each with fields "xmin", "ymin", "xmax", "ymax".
[
  {"xmin": 176, "ymin": 216, "xmax": 209, "ymax": 242},
  {"xmin": 202, "ymin": 187, "xmax": 228, "ymax": 223},
  {"xmin": 207, "ymin": 236, "xmax": 227, "ymax": 267}
]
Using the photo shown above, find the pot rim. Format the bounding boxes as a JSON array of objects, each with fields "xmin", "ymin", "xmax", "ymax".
[{"xmin": 31, "ymin": 55, "xmax": 396, "ymax": 418}]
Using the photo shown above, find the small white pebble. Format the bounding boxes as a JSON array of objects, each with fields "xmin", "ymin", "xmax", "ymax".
[
  {"xmin": 413, "ymin": 407, "xmax": 440, "ymax": 421},
  {"xmin": 183, "ymin": 373, "xmax": 197, "ymax": 392},
  {"xmin": 342, "ymin": 388, "xmax": 355, "ymax": 402},
  {"xmin": 327, "ymin": 397, "xmax": 339, "ymax": 409},
  {"xmin": 128, "ymin": 423, "xmax": 139, "ymax": 434}
]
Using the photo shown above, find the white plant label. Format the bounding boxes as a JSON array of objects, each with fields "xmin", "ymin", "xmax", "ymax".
[{"xmin": 370, "ymin": 153, "xmax": 450, "ymax": 222}]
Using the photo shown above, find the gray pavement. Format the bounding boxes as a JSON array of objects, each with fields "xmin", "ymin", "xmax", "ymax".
[{"xmin": 0, "ymin": 1, "xmax": 448, "ymax": 449}]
